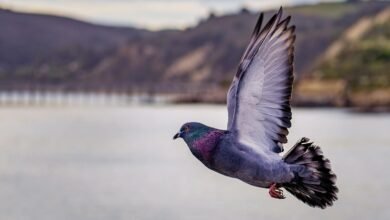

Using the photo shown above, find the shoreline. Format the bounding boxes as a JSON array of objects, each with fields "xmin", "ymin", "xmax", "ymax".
[{"xmin": 0, "ymin": 89, "xmax": 388, "ymax": 113}]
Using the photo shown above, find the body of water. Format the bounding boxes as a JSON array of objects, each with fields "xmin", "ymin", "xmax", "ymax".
[{"xmin": 0, "ymin": 105, "xmax": 389, "ymax": 220}]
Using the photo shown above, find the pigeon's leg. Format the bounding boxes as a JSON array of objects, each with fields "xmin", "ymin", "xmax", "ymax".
[{"xmin": 269, "ymin": 183, "xmax": 285, "ymax": 199}]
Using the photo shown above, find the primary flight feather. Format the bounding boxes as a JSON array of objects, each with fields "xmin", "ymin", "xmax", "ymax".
[{"xmin": 173, "ymin": 7, "xmax": 338, "ymax": 209}]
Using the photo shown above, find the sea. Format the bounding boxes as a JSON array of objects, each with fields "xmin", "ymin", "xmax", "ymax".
[{"xmin": 0, "ymin": 105, "xmax": 389, "ymax": 220}]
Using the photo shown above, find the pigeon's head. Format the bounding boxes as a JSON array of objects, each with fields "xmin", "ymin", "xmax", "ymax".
[{"xmin": 173, "ymin": 122, "xmax": 210, "ymax": 144}]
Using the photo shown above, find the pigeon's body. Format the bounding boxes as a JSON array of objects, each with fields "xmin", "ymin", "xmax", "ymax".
[
  {"xmin": 185, "ymin": 126, "xmax": 293, "ymax": 188},
  {"xmin": 214, "ymin": 133, "xmax": 293, "ymax": 188},
  {"xmin": 216, "ymin": 133, "xmax": 294, "ymax": 188},
  {"xmin": 174, "ymin": 8, "xmax": 338, "ymax": 209}
]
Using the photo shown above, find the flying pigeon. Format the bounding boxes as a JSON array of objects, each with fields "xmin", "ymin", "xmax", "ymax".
[{"xmin": 173, "ymin": 7, "xmax": 338, "ymax": 209}]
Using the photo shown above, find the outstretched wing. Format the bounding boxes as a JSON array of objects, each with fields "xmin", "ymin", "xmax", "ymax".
[{"xmin": 227, "ymin": 8, "xmax": 295, "ymax": 153}]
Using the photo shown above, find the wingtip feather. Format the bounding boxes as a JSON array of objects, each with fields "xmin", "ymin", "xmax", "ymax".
[{"xmin": 252, "ymin": 13, "xmax": 264, "ymax": 36}]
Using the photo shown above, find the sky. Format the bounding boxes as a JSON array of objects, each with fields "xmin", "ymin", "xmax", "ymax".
[{"xmin": 0, "ymin": 0, "xmax": 340, "ymax": 29}]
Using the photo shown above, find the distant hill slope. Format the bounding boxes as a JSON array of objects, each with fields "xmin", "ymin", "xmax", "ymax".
[
  {"xmin": 0, "ymin": 1, "xmax": 388, "ymax": 94},
  {"xmin": 295, "ymin": 7, "xmax": 390, "ymax": 110},
  {"xmin": 0, "ymin": 8, "xmax": 148, "ymax": 87},
  {"xmin": 90, "ymin": 1, "xmax": 388, "ymax": 93}
]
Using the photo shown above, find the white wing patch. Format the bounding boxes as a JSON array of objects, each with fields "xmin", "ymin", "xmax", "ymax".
[{"xmin": 227, "ymin": 8, "xmax": 295, "ymax": 154}]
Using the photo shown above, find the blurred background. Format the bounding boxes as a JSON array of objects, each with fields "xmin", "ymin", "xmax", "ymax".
[{"xmin": 0, "ymin": 0, "xmax": 389, "ymax": 219}]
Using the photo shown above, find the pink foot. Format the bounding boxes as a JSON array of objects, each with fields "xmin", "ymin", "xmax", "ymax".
[{"xmin": 269, "ymin": 183, "xmax": 285, "ymax": 199}]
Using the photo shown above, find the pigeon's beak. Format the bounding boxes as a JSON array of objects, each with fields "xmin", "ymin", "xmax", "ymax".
[{"xmin": 173, "ymin": 131, "xmax": 182, "ymax": 140}]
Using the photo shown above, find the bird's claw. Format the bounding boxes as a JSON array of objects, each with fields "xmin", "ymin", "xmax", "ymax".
[{"xmin": 269, "ymin": 183, "xmax": 285, "ymax": 199}]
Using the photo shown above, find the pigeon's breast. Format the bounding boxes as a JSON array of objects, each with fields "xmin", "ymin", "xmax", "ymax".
[
  {"xmin": 190, "ymin": 130, "xmax": 226, "ymax": 165},
  {"xmin": 210, "ymin": 135, "xmax": 248, "ymax": 177}
]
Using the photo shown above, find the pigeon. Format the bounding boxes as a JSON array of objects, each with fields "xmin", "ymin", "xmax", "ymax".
[{"xmin": 173, "ymin": 7, "xmax": 338, "ymax": 209}]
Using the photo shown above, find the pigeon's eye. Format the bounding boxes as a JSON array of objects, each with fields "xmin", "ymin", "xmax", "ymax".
[{"xmin": 183, "ymin": 126, "xmax": 190, "ymax": 132}]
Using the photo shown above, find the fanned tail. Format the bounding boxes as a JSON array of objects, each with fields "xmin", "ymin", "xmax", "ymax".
[{"xmin": 282, "ymin": 137, "xmax": 338, "ymax": 208}]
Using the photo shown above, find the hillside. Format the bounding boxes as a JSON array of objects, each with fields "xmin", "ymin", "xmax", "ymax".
[
  {"xmin": 294, "ymin": 7, "xmax": 390, "ymax": 111},
  {"xmin": 0, "ymin": 1, "xmax": 389, "ymax": 103},
  {"xmin": 91, "ymin": 2, "xmax": 388, "ymax": 94},
  {"xmin": 295, "ymin": 7, "xmax": 390, "ymax": 111},
  {"xmin": 0, "ymin": 8, "xmax": 148, "ymax": 88}
]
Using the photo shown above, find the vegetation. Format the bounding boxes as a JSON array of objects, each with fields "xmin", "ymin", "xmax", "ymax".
[
  {"xmin": 311, "ymin": 13, "xmax": 390, "ymax": 109},
  {"xmin": 319, "ymin": 19, "xmax": 390, "ymax": 90},
  {"xmin": 289, "ymin": 2, "xmax": 358, "ymax": 19},
  {"xmin": 322, "ymin": 44, "xmax": 389, "ymax": 90}
]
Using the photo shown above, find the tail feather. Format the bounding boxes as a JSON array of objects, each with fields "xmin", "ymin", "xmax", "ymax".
[{"xmin": 282, "ymin": 137, "xmax": 338, "ymax": 209}]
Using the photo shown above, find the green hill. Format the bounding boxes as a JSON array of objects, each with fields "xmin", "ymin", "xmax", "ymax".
[{"xmin": 300, "ymin": 7, "xmax": 390, "ymax": 111}]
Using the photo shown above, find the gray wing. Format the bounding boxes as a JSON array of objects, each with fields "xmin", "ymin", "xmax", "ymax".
[{"xmin": 227, "ymin": 8, "xmax": 295, "ymax": 154}]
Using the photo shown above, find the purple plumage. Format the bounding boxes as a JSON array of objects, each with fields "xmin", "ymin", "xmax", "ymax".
[{"xmin": 191, "ymin": 130, "xmax": 225, "ymax": 162}]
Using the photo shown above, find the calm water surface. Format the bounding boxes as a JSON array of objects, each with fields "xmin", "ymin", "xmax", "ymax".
[{"xmin": 0, "ymin": 105, "xmax": 389, "ymax": 220}]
